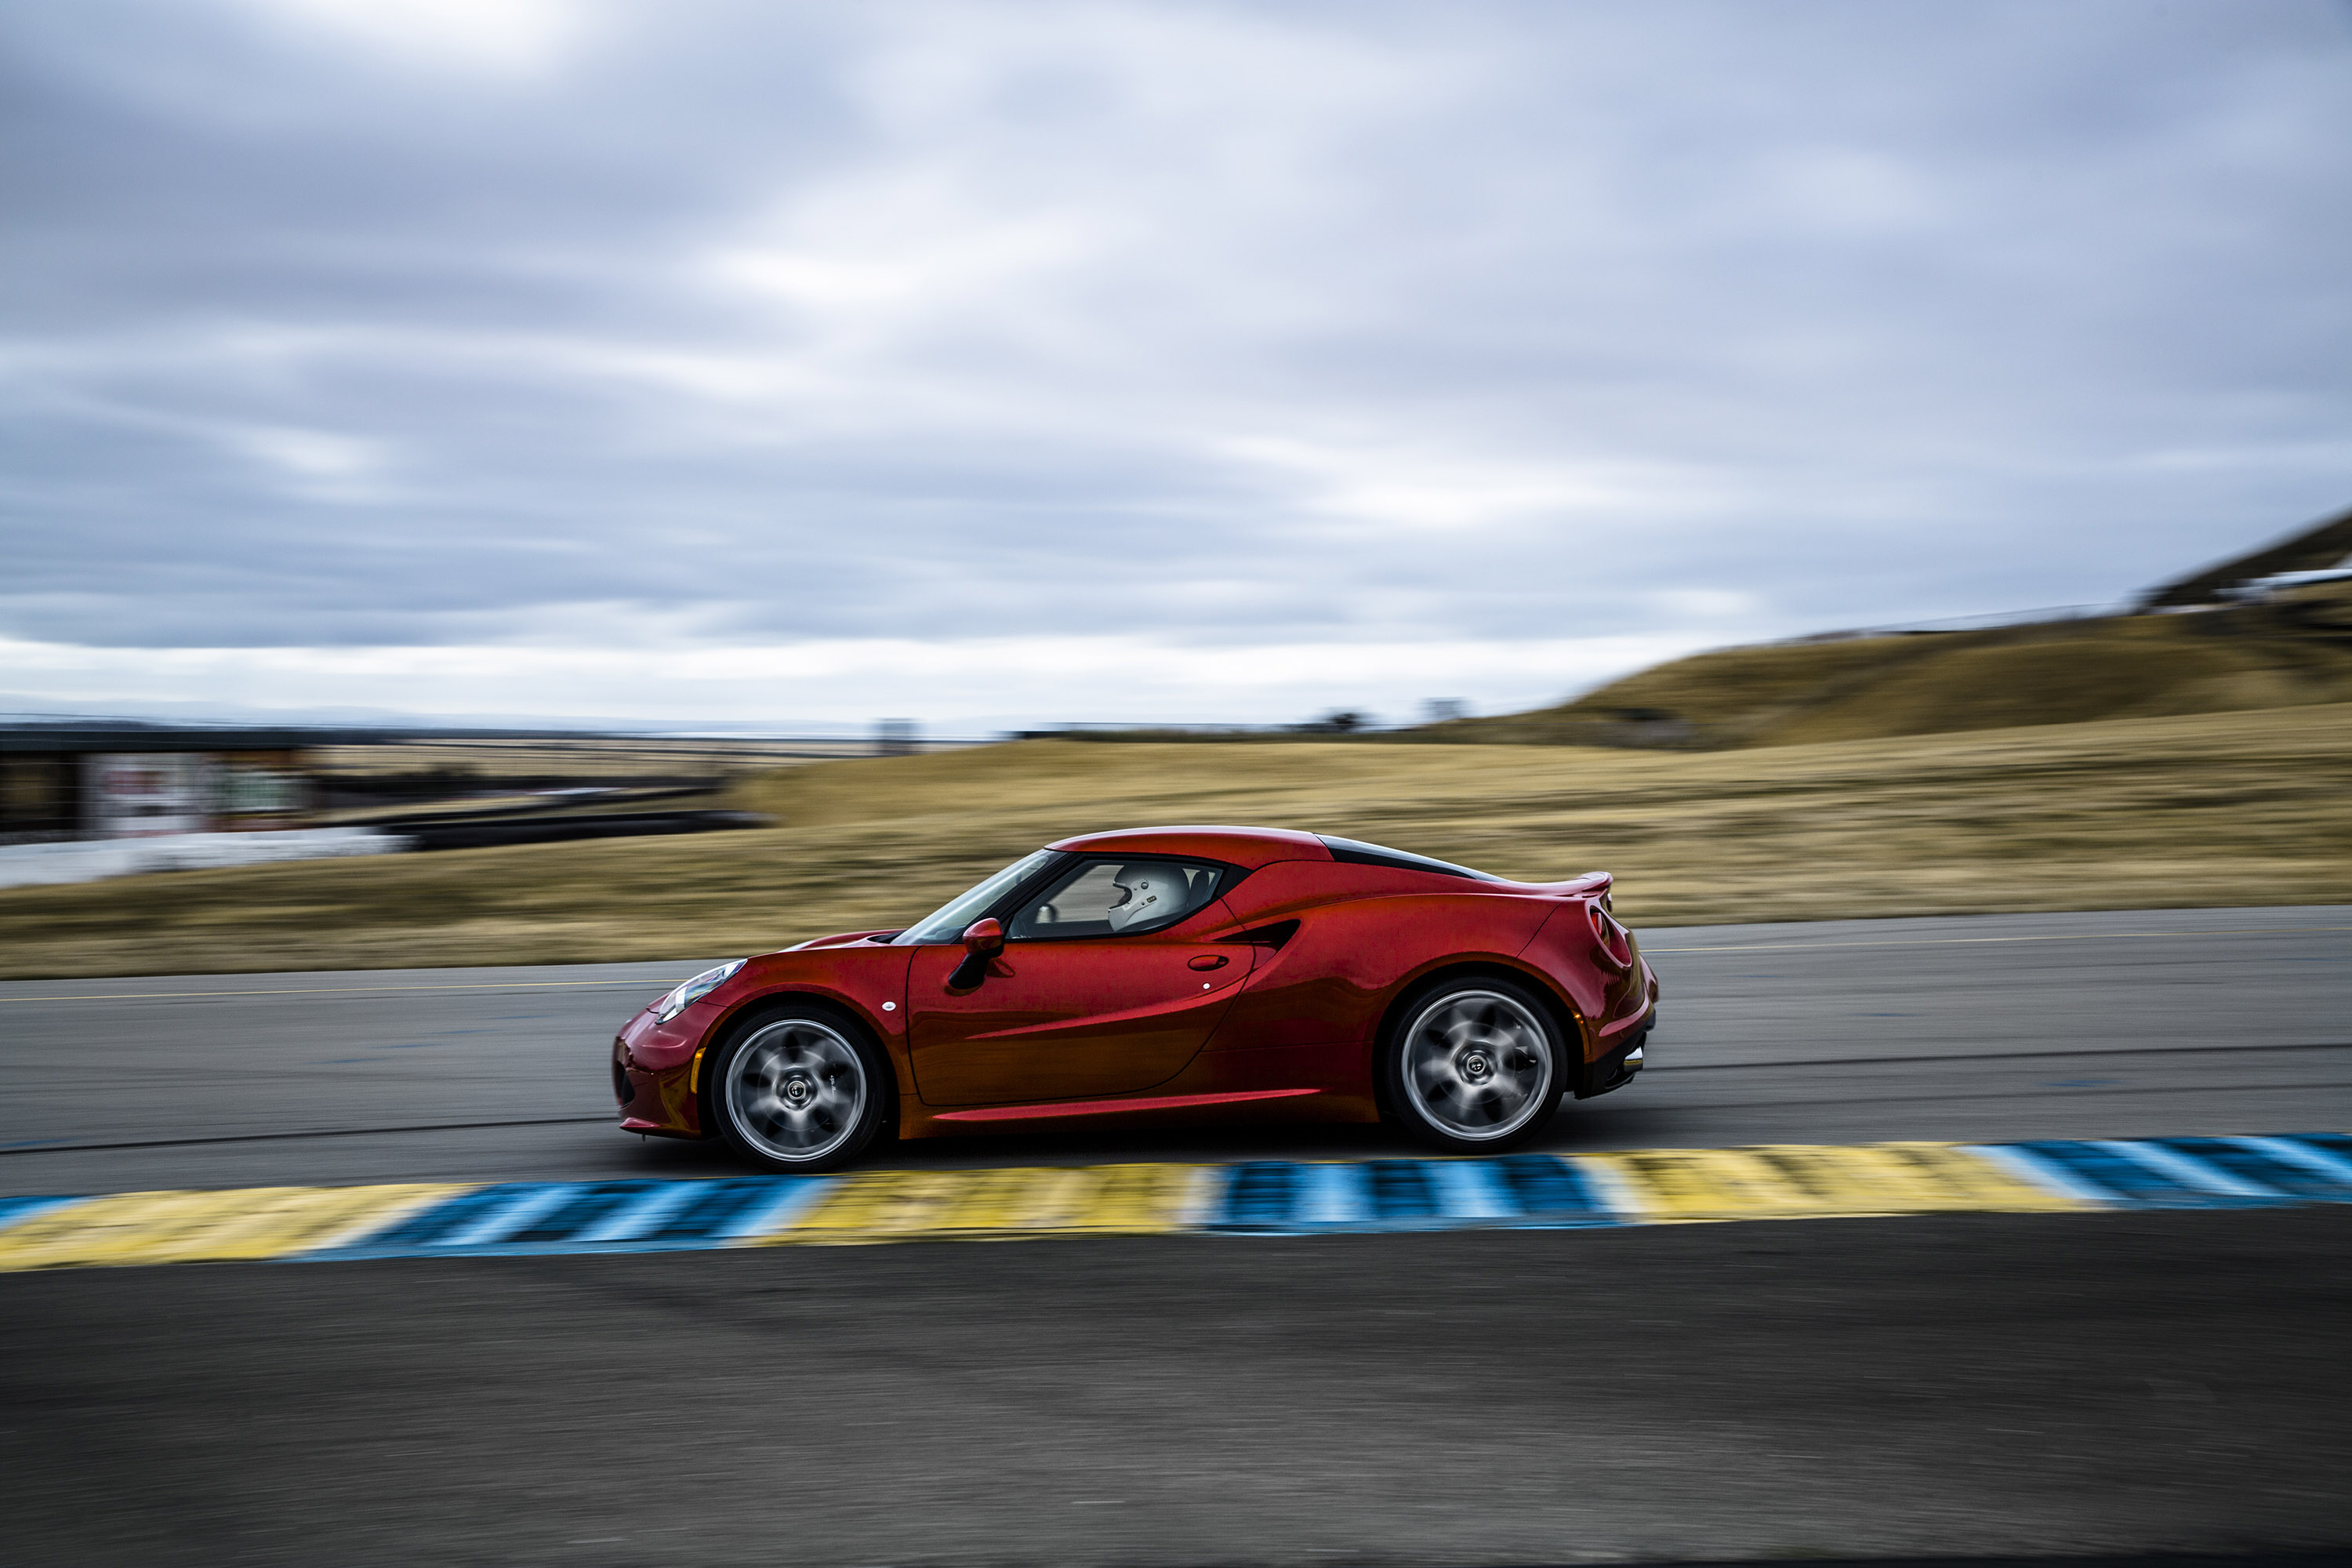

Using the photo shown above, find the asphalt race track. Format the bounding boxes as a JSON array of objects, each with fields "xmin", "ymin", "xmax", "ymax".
[
  {"xmin": 2, "ymin": 906, "xmax": 2347, "ymax": 1565},
  {"xmin": 4, "ymin": 903, "xmax": 2348, "ymax": 1192}
]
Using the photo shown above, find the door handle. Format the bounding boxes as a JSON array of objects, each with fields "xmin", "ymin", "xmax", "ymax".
[{"xmin": 1188, "ymin": 954, "xmax": 1229, "ymax": 971}]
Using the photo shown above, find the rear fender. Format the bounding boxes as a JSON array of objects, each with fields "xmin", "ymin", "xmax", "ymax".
[
  {"xmin": 1205, "ymin": 885, "xmax": 1555, "ymax": 1052},
  {"xmin": 1519, "ymin": 899, "xmax": 1649, "ymax": 1059},
  {"xmin": 1370, "ymin": 956, "xmax": 1594, "ymax": 1098}
]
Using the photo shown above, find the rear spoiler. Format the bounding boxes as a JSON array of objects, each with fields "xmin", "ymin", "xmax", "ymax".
[{"xmin": 1537, "ymin": 871, "xmax": 1611, "ymax": 899}]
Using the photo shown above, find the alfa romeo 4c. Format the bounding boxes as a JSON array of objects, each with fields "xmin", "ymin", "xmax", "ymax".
[{"xmin": 611, "ymin": 826, "xmax": 1657, "ymax": 1171}]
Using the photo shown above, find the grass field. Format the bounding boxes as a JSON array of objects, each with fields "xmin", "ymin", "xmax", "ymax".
[
  {"xmin": 2, "ymin": 702, "xmax": 2348, "ymax": 979},
  {"xmin": 1429, "ymin": 583, "xmax": 2352, "ymax": 748}
]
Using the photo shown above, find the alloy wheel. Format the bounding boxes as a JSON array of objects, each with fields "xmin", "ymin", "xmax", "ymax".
[
  {"xmin": 1399, "ymin": 989, "xmax": 1555, "ymax": 1142},
  {"xmin": 721, "ymin": 1018, "xmax": 869, "ymax": 1164}
]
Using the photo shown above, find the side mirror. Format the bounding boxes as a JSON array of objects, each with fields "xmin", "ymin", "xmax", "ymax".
[{"xmin": 949, "ymin": 917, "xmax": 1004, "ymax": 989}]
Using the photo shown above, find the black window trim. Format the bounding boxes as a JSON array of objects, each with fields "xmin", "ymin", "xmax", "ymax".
[
  {"xmin": 1001, "ymin": 853, "xmax": 1250, "ymax": 944},
  {"xmin": 1316, "ymin": 834, "xmax": 1504, "ymax": 883},
  {"xmin": 977, "ymin": 850, "xmax": 1076, "ymax": 931}
]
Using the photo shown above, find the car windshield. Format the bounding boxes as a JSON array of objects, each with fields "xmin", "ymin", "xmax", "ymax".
[{"xmin": 895, "ymin": 850, "xmax": 1062, "ymax": 944}]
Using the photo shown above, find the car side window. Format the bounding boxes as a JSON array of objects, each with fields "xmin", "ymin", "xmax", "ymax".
[{"xmin": 1009, "ymin": 858, "xmax": 1222, "ymax": 940}]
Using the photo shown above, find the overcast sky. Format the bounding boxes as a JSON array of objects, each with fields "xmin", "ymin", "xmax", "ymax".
[{"xmin": 3, "ymin": 0, "xmax": 2348, "ymax": 732}]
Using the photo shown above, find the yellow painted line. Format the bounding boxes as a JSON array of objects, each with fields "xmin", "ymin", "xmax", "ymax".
[
  {"xmin": 1577, "ymin": 1142, "xmax": 2084, "ymax": 1223},
  {"xmin": 1642, "ymin": 927, "xmax": 2352, "ymax": 954},
  {"xmin": 764, "ymin": 1163, "xmax": 1210, "ymax": 1245},
  {"xmin": 0, "ymin": 979, "xmax": 685, "ymax": 1004},
  {"xmin": 0, "ymin": 1183, "xmax": 468, "ymax": 1271}
]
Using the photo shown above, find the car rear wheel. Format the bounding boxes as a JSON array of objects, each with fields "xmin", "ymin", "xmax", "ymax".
[
  {"xmin": 709, "ymin": 1004, "xmax": 888, "ymax": 1174},
  {"xmin": 1381, "ymin": 977, "xmax": 1565, "ymax": 1153}
]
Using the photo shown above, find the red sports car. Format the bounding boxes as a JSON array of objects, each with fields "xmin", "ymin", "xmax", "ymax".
[{"xmin": 611, "ymin": 826, "xmax": 1657, "ymax": 1171}]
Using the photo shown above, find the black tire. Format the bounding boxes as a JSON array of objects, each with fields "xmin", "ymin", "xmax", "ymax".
[
  {"xmin": 706, "ymin": 1002, "xmax": 890, "ymax": 1174},
  {"xmin": 1379, "ymin": 974, "xmax": 1567, "ymax": 1154}
]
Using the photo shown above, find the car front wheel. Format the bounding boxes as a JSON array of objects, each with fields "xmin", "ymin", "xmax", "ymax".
[
  {"xmin": 708, "ymin": 1004, "xmax": 888, "ymax": 1174},
  {"xmin": 1381, "ymin": 977, "xmax": 1566, "ymax": 1153}
]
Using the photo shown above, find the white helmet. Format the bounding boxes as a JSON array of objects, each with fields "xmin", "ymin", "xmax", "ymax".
[{"xmin": 1106, "ymin": 863, "xmax": 1182, "ymax": 932}]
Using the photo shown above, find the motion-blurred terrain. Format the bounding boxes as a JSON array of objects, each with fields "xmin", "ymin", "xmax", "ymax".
[
  {"xmin": 12, "ymin": 509, "xmax": 2349, "ymax": 979},
  {"xmin": 1424, "ymin": 579, "xmax": 2352, "ymax": 748},
  {"xmin": 3, "ymin": 699, "xmax": 2347, "ymax": 978}
]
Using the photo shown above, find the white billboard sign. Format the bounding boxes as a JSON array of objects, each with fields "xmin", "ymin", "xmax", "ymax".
[{"xmin": 85, "ymin": 753, "xmax": 218, "ymax": 838}]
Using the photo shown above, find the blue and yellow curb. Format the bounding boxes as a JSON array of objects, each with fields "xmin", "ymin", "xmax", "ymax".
[{"xmin": 2, "ymin": 1134, "xmax": 2348, "ymax": 1272}]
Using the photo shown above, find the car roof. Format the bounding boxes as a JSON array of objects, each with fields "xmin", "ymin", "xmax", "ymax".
[{"xmin": 1045, "ymin": 825, "xmax": 1332, "ymax": 869}]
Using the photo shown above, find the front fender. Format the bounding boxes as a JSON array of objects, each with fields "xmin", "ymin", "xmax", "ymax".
[{"xmin": 690, "ymin": 943, "xmax": 920, "ymax": 1100}]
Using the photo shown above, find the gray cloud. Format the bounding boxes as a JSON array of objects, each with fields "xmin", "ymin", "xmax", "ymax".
[{"xmin": 2, "ymin": 0, "xmax": 2348, "ymax": 723}]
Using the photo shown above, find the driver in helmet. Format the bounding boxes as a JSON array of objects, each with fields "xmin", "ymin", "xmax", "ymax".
[{"xmin": 1105, "ymin": 863, "xmax": 1189, "ymax": 932}]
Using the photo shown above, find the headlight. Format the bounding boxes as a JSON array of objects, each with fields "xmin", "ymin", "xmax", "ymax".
[{"xmin": 655, "ymin": 959, "xmax": 745, "ymax": 1023}]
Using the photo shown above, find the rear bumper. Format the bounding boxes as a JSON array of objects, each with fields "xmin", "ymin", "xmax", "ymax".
[{"xmin": 1577, "ymin": 1006, "xmax": 1653, "ymax": 1099}]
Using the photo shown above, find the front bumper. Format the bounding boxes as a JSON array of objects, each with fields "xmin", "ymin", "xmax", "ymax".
[{"xmin": 612, "ymin": 1014, "xmax": 709, "ymax": 1138}]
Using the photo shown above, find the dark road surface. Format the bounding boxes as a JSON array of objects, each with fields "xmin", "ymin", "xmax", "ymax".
[
  {"xmin": 3, "ymin": 1211, "xmax": 2345, "ymax": 1566},
  {"xmin": 2, "ymin": 906, "xmax": 2347, "ymax": 1565},
  {"xmin": 2, "ymin": 905, "xmax": 2347, "ymax": 1193}
]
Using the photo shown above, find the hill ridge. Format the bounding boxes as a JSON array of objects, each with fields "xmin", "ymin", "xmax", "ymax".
[{"xmin": 1419, "ymin": 579, "xmax": 2352, "ymax": 750}]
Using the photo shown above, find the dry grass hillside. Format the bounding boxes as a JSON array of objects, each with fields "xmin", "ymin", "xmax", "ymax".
[
  {"xmin": 1429, "ymin": 583, "xmax": 2352, "ymax": 748},
  {"xmin": 3, "ymin": 702, "xmax": 2349, "ymax": 978}
]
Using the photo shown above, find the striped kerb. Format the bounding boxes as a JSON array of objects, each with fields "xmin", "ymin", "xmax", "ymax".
[{"xmin": 0, "ymin": 1135, "xmax": 2345, "ymax": 1272}]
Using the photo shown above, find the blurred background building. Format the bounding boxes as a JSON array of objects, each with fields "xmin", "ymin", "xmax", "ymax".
[{"xmin": 0, "ymin": 724, "xmax": 321, "ymax": 844}]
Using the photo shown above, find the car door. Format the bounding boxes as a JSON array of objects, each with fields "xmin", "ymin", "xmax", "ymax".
[{"xmin": 905, "ymin": 857, "xmax": 1254, "ymax": 1105}]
